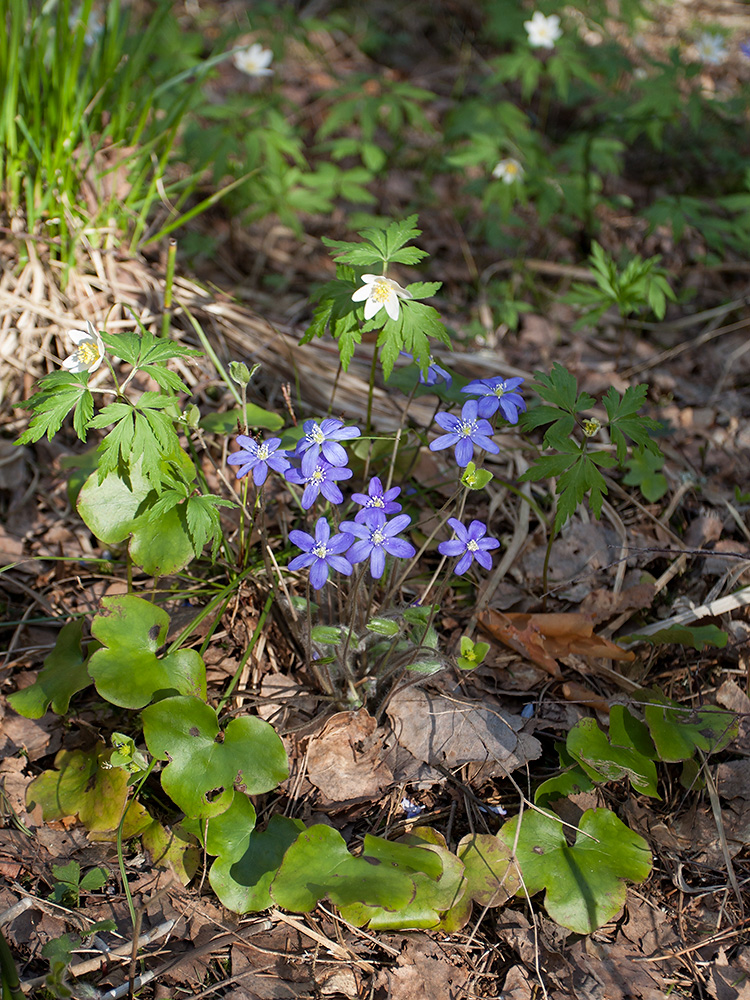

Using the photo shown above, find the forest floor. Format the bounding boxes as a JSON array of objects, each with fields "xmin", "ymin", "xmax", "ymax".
[{"xmin": 1, "ymin": 1, "xmax": 750, "ymax": 998}]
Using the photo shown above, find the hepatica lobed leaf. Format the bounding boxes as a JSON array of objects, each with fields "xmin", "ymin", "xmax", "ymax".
[
  {"xmin": 141, "ymin": 695, "xmax": 288, "ymax": 819},
  {"xmin": 499, "ymin": 807, "xmax": 652, "ymax": 934},
  {"xmin": 643, "ymin": 691, "xmax": 737, "ymax": 762},
  {"xmin": 88, "ymin": 596, "xmax": 206, "ymax": 709},
  {"xmin": 270, "ymin": 825, "xmax": 418, "ymax": 913},
  {"xmin": 26, "ymin": 747, "xmax": 130, "ymax": 834},
  {"xmin": 77, "ymin": 461, "xmax": 195, "ymax": 577},
  {"xmin": 566, "ymin": 706, "xmax": 659, "ymax": 798},
  {"xmin": 339, "ymin": 829, "xmax": 465, "ymax": 930},
  {"xmin": 8, "ymin": 619, "xmax": 92, "ymax": 719},
  {"xmin": 439, "ymin": 833, "xmax": 520, "ymax": 932},
  {"xmin": 210, "ymin": 815, "xmax": 307, "ymax": 914}
]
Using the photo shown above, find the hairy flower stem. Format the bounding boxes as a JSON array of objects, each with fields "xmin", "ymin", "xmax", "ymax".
[
  {"xmin": 388, "ymin": 487, "xmax": 462, "ymax": 602},
  {"xmin": 541, "ymin": 527, "xmax": 556, "ymax": 612},
  {"xmin": 0, "ymin": 927, "xmax": 23, "ymax": 1000},
  {"xmin": 339, "ymin": 565, "xmax": 368, "ymax": 676},
  {"xmin": 365, "ymin": 348, "xmax": 378, "ymax": 436},
  {"xmin": 116, "ymin": 759, "xmax": 158, "ymax": 931},
  {"xmin": 385, "ymin": 380, "xmax": 419, "ymax": 491}
]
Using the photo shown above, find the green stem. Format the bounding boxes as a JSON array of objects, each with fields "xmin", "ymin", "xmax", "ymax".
[
  {"xmin": 180, "ymin": 302, "xmax": 242, "ymax": 407},
  {"xmin": 161, "ymin": 238, "xmax": 177, "ymax": 339},
  {"xmin": 0, "ymin": 928, "xmax": 24, "ymax": 1000},
  {"xmin": 541, "ymin": 525, "xmax": 556, "ymax": 612},
  {"xmin": 216, "ymin": 590, "xmax": 274, "ymax": 712},
  {"xmin": 116, "ymin": 760, "xmax": 158, "ymax": 932},
  {"xmin": 365, "ymin": 347, "xmax": 378, "ymax": 437}
]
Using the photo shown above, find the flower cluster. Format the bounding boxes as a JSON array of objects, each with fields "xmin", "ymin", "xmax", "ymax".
[{"xmin": 226, "ymin": 372, "xmax": 518, "ymax": 591}]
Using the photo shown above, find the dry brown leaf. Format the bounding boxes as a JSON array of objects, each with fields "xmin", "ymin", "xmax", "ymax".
[
  {"xmin": 579, "ymin": 583, "xmax": 655, "ymax": 623},
  {"xmin": 374, "ymin": 936, "xmax": 468, "ymax": 1000},
  {"xmin": 478, "ymin": 610, "xmax": 635, "ymax": 676},
  {"xmin": 306, "ymin": 709, "xmax": 393, "ymax": 807},
  {"xmin": 386, "ymin": 688, "xmax": 540, "ymax": 776}
]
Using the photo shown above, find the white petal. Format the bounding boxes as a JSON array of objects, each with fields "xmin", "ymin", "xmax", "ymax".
[
  {"xmin": 62, "ymin": 355, "xmax": 86, "ymax": 373},
  {"xmin": 351, "ymin": 285, "xmax": 372, "ymax": 302},
  {"xmin": 384, "ymin": 292, "xmax": 400, "ymax": 321},
  {"xmin": 360, "ymin": 274, "xmax": 380, "ymax": 284},
  {"xmin": 68, "ymin": 328, "xmax": 89, "ymax": 345},
  {"xmin": 395, "ymin": 285, "xmax": 412, "ymax": 301},
  {"xmin": 363, "ymin": 297, "xmax": 381, "ymax": 320}
]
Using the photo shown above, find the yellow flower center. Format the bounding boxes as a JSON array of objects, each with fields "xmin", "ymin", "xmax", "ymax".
[
  {"xmin": 311, "ymin": 467, "xmax": 325, "ymax": 484},
  {"xmin": 467, "ymin": 540, "xmax": 479, "ymax": 552},
  {"xmin": 311, "ymin": 426, "xmax": 325, "ymax": 444},
  {"xmin": 371, "ymin": 529, "xmax": 385, "ymax": 545},
  {"xmin": 257, "ymin": 443, "xmax": 270, "ymax": 460},
  {"xmin": 370, "ymin": 497, "xmax": 384, "ymax": 507},
  {"xmin": 312, "ymin": 542, "xmax": 328, "ymax": 558},
  {"xmin": 458, "ymin": 419, "xmax": 476, "ymax": 438},
  {"xmin": 505, "ymin": 163, "xmax": 518, "ymax": 175},
  {"xmin": 493, "ymin": 383, "xmax": 507, "ymax": 396},
  {"xmin": 77, "ymin": 342, "xmax": 100, "ymax": 366},
  {"xmin": 370, "ymin": 279, "xmax": 391, "ymax": 303}
]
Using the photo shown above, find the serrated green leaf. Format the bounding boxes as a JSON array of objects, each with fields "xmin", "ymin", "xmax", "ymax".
[
  {"xmin": 142, "ymin": 695, "xmax": 288, "ymax": 819},
  {"xmin": 603, "ymin": 384, "xmax": 661, "ymax": 463},
  {"xmin": 498, "ymin": 807, "xmax": 652, "ymax": 934},
  {"xmin": 100, "ymin": 332, "xmax": 141, "ymax": 365},
  {"xmin": 140, "ymin": 364, "xmax": 189, "ymax": 393},
  {"xmin": 15, "ymin": 373, "xmax": 92, "ymax": 444},
  {"xmin": 405, "ymin": 281, "xmax": 442, "ymax": 299}
]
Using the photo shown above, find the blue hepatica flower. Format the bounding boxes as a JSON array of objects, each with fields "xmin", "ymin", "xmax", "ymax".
[
  {"xmin": 461, "ymin": 376, "xmax": 526, "ymax": 423},
  {"xmin": 288, "ymin": 517, "xmax": 354, "ymax": 590},
  {"xmin": 741, "ymin": 40, "xmax": 750, "ymax": 59},
  {"xmin": 286, "ymin": 459, "xmax": 352, "ymax": 510},
  {"xmin": 429, "ymin": 400, "xmax": 499, "ymax": 467},
  {"xmin": 438, "ymin": 518, "xmax": 500, "ymax": 575},
  {"xmin": 351, "ymin": 476, "xmax": 402, "ymax": 523},
  {"xmin": 338, "ymin": 510, "xmax": 415, "ymax": 579},
  {"xmin": 292, "ymin": 418, "xmax": 361, "ymax": 476},
  {"xmin": 399, "ymin": 351, "xmax": 452, "ymax": 388},
  {"xmin": 227, "ymin": 435, "xmax": 290, "ymax": 485}
]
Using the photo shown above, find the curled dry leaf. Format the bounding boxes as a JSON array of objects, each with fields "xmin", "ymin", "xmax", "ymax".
[{"xmin": 478, "ymin": 611, "xmax": 635, "ymax": 677}]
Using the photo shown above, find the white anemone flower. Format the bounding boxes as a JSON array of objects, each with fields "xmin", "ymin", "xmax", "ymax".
[
  {"xmin": 492, "ymin": 158, "xmax": 524, "ymax": 183},
  {"xmin": 524, "ymin": 11, "xmax": 562, "ymax": 49},
  {"xmin": 62, "ymin": 321, "xmax": 105, "ymax": 374},
  {"xmin": 695, "ymin": 32, "xmax": 727, "ymax": 66},
  {"xmin": 232, "ymin": 43, "xmax": 274, "ymax": 77},
  {"xmin": 351, "ymin": 275, "xmax": 412, "ymax": 322}
]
